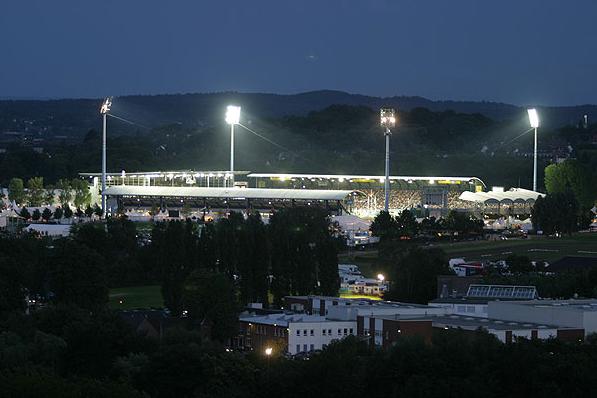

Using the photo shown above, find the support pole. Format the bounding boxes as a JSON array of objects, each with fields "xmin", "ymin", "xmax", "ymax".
[
  {"xmin": 102, "ymin": 112, "xmax": 107, "ymax": 218},
  {"xmin": 533, "ymin": 127, "xmax": 538, "ymax": 192},
  {"xmin": 230, "ymin": 123, "xmax": 235, "ymax": 186},
  {"xmin": 384, "ymin": 128, "xmax": 391, "ymax": 212}
]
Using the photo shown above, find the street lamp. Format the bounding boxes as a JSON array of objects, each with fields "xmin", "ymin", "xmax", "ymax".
[
  {"xmin": 264, "ymin": 347, "xmax": 273, "ymax": 356},
  {"xmin": 100, "ymin": 97, "xmax": 112, "ymax": 218},
  {"xmin": 225, "ymin": 105, "xmax": 241, "ymax": 186},
  {"xmin": 377, "ymin": 273, "xmax": 385, "ymax": 282},
  {"xmin": 380, "ymin": 108, "xmax": 396, "ymax": 212},
  {"xmin": 527, "ymin": 108, "xmax": 540, "ymax": 192}
]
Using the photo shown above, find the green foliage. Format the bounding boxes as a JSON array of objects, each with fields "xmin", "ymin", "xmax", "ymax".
[
  {"xmin": 545, "ymin": 160, "xmax": 596, "ymax": 208},
  {"xmin": 505, "ymin": 254, "xmax": 533, "ymax": 273},
  {"xmin": 53, "ymin": 207, "xmax": 63, "ymax": 220},
  {"xmin": 532, "ymin": 191, "xmax": 580, "ymax": 235},
  {"xmin": 56, "ymin": 179, "xmax": 72, "ymax": 206},
  {"xmin": 63, "ymin": 206, "xmax": 73, "ymax": 219},
  {"xmin": 71, "ymin": 179, "xmax": 91, "ymax": 208},
  {"xmin": 184, "ymin": 269, "xmax": 238, "ymax": 342},
  {"xmin": 27, "ymin": 177, "xmax": 45, "ymax": 206},
  {"xmin": 384, "ymin": 246, "xmax": 452, "ymax": 304},
  {"xmin": 19, "ymin": 207, "xmax": 30, "ymax": 220},
  {"xmin": 31, "ymin": 209, "xmax": 41, "ymax": 221},
  {"xmin": 8, "ymin": 178, "xmax": 25, "ymax": 205},
  {"xmin": 50, "ymin": 240, "xmax": 108, "ymax": 311},
  {"xmin": 41, "ymin": 208, "xmax": 52, "ymax": 222}
]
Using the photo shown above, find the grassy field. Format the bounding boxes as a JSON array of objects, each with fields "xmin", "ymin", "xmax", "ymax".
[
  {"xmin": 436, "ymin": 233, "xmax": 597, "ymax": 263},
  {"xmin": 339, "ymin": 233, "xmax": 597, "ymax": 274},
  {"xmin": 109, "ymin": 285, "xmax": 163, "ymax": 310}
]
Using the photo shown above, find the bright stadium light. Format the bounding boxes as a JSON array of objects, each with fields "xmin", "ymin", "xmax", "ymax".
[
  {"xmin": 377, "ymin": 273, "xmax": 385, "ymax": 282},
  {"xmin": 380, "ymin": 107, "xmax": 397, "ymax": 212},
  {"xmin": 226, "ymin": 105, "xmax": 241, "ymax": 125},
  {"xmin": 527, "ymin": 108, "xmax": 539, "ymax": 128},
  {"xmin": 100, "ymin": 97, "xmax": 113, "ymax": 218},
  {"xmin": 225, "ymin": 105, "xmax": 241, "ymax": 186},
  {"xmin": 527, "ymin": 108, "xmax": 540, "ymax": 191}
]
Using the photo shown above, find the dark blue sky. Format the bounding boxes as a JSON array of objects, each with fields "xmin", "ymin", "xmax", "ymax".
[{"xmin": 2, "ymin": 0, "xmax": 595, "ymax": 105}]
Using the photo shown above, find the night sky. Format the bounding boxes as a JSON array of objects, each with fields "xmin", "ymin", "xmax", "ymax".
[{"xmin": 1, "ymin": 0, "xmax": 595, "ymax": 105}]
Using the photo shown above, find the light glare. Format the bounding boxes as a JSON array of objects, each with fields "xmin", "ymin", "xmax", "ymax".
[
  {"xmin": 527, "ymin": 108, "xmax": 539, "ymax": 128},
  {"xmin": 226, "ymin": 105, "xmax": 241, "ymax": 125}
]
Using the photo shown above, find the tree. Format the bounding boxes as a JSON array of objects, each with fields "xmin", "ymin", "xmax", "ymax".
[
  {"xmin": 27, "ymin": 177, "xmax": 45, "ymax": 206},
  {"xmin": 545, "ymin": 160, "xmax": 596, "ymax": 209},
  {"xmin": 317, "ymin": 236, "xmax": 340, "ymax": 296},
  {"xmin": 93, "ymin": 203, "xmax": 103, "ymax": 217},
  {"xmin": 19, "ymin": 207, "xmax": 31, "ymax": 220},
  {"xmin": 50, "ymin": 240, "xmax": 108, "ymax": 311},
  {"xmin": 0, "ymin": 255, "xmax": 26, "ymax": 314},
  {"xmin": 395, "ymin": 209, "xmax": 419, "ymax": 239},
  {"xmin": 42, "ymin": 208, "xmax": 53, "ymax": 222},
  {"xmin": 384, "ymin": 246, "xmax": 452, "ymax": 304},
  {"xmin": 532, "ymin": 190, "xmax": 579, "ymax": 235},
  {"xmin": 75, "ymin": 208, "xmax": 84, "ymax": 218},
  {"xmin": 237, "ymin": 212, "xmax": 270, "ymax": 305},
  {"xmin": 505, "ymin": 254, "xmax": 533, "ymax": 273},
  {"xmin": 151, "ymin": 221, "xmax": 198, "ymax": 316},
  {"xmin": 53, "ymin": 207, "xmax": 64, "ymax": 220},
  {"xmin": 84, "ymin": 205, "xmax": 94, "ymax": 218},
  {"xmin": 63, "ymin": 206, "xmax": 73, "ymax": 219},
  {"xmin": 184, "ymin": 269, "xmax": 238, "ymax": 342},
  {"xmin": 56, "ymin": 179, "xmax": 72, "ymax": 206},
  {"xmin": 71, "ymin": 179, "xmax": 91, "ymax": 209},
  {"xmin": 32, "ymin": 209, "xmax": 41, "ymax": 221},
  {"xmin": 8, "ymin": 178, "xmax": 26, "ymax": 205},
  {"xmin": 370, "ymin": 210, "xmax": 398, "ymax": 241}
]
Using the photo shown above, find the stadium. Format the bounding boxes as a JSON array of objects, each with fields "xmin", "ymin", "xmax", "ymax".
[{"xmin": 81, "ymin": 170, "xmax": 543, "ymax": 220}]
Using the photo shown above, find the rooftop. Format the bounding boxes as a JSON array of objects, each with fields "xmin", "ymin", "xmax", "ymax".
[{"xmin": 389, "ymin": 314, "xmax": 564, "ymax": 331}]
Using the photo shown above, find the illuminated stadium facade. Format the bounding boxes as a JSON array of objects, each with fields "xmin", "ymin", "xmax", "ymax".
[{"xmin": 80, "ymin": 170, "xmax": 501, "ymax": 218}]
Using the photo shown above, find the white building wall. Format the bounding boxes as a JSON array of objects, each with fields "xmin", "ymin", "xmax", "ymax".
[
  {"xmin": 287, "ymin": 321, "xmax": 356, "ymax": 355},
  {"xmin": 429, "ymin": 302, "xmax": 488, "ymax": 318},
  {"xmin": 489, "ymin": 301, "xmax": 585, "ymax": 329}
]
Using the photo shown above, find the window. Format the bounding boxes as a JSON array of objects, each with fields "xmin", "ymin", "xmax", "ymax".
[
  {"xmin": 303, "ymin": 344, "xmax": 307, "ymax": 352},
  {"xmin": 310, "ymin": 344, "xmax": 314, "ymax": 351},
  {"xmin": 310, "ymin": 329, "xmax": 314, "ymax": 336},
  {"xmin": 343, "ymin": 328, "xmax": 348, "ymax": 335},
  {"xmin": 338, "ymin": 329, "xmax": 342, "ymax": 335},
  {"xmin": 349, "ymin": 328, "xmax": 353, "ymax": 334},
  {"xmin": 322, "ymin": 329, "xmax": 326, "ymax": 336},
  {"xmin": 296, "ymin": 344, "xmax": 300, "ymax": 353},
  {"xmin": 303, "ymin": 329, "xmax": 307, "ymax": 336},
  {"xmin": 328, "ymin": 329, "xmax": 332, "ymax": 335},
  {"xmin": 296, "ymin": 330, "xmax": 300, "ymax": 336}
]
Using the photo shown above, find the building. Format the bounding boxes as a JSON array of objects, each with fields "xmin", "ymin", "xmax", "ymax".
[
  {"xmin": 430, "ymin": 284, "xmax": 539, "ymax": 318},
  {"xmin": 238, "ymin": 312, "xmax": 356, "ymax": 355},
  {"xmin": 357, "ymin": 315, "xmax": 433, "ymax": 348},
  {"xmin": 488, "ymin": 299, "xmax": 597, "ymax": 336}
]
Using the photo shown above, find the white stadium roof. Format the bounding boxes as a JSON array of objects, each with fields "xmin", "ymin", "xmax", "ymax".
[
  {"xmin": 459, "ymin": 188, "xmax": 544, "ymax": 203},
  {"xmin": 105, "ymin": 186, "xmax": 357, "ymax": 201},
  {"xmin": 248, "ymin": 173, "xmax": 486, "ymax": 187}
]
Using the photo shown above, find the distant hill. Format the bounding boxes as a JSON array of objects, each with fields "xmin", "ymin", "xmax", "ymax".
[{"xmin": 1, "ymin": 90, "xmax": 595, "ymax": 138}]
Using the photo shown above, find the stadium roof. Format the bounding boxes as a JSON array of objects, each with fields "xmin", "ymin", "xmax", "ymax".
[
  {"xmin": 248, "ymin": 173, "xmax": 486, "ymax": 187},
  {"xmin": 104, "ymin": 186, "xmax": 358, "ymax": 201},
  {"xmin": 458, "ymin": 188, "xmax": 544, "ymax": 203}
]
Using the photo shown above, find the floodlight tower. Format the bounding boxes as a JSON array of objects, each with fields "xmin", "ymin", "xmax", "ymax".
[
  {"xmin": 100, "ymin": 97, "xmax": 112, "ymax": 218},
  {"xmin": 527, "ymin": 108, "xmax": 540, "ymax": 192},
  {"xmin": 225, "ymin": 105, "xmax": 241, "ymax": 186},
  {"xmin": 380, "ymin": 108, "xmax": 396, "ymax": 212}
]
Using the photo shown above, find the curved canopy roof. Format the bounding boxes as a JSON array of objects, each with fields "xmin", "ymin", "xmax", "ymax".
[
  {"xmin": 459, "ymin": 188, "xmax": 544, "ymax": 204},
  {"xmin": 248, "ymin": 173, "xmax": 486, "ymax": 187},
  {"xmin": 105, "ymin": 186, "xmax": 357, "ymax": 201}
]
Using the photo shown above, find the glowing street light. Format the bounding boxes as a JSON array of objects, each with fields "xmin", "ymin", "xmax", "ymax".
[
  {"xmin": 377, "ymin": 273, "xmax": 385, "ymax": 282},
  {"xmin": 100, "ymin": 97, "xmax": 112, "ymax": 218},
  {"xmin": 527, "ymin": 108, "xmax": 540, "ymax": 191},
  {"xmin": 225, "ymin": 105, "xmax": 241, "ymax": 186},
  {"xmin": 264, "ymin": 347, "xmax": 273, "ymax": 356},
  {"xmin": 380, "ymin": 108, "xmax": 396, "ymax": 212}
]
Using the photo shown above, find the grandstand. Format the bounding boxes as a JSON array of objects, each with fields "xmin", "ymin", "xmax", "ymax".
[{"xmin": 80, "ymin": 170, "xmax": 540, "ymax": 218}]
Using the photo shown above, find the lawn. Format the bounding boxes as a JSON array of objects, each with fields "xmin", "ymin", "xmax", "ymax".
[
  {"xmin": 436, "ymin": 233, "xmax": 597, "ymax": 263},
  {"xmin": 338, "ymin": 233, "xmax": 597, "ymax": 273},
  {"xmin": 109, "ymin": 285, "xmax": 164, "ymax": 310}
]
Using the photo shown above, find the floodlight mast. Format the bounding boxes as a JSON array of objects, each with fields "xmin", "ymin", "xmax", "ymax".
[
  {"xmin": 527, "ymin": 108, "xmax": 540, "ymax": 191},
  {"xmin": 380, "ymin": 108, "xmax": 396, "ymax": 212},
  {"xmin": 100, "ymin": 97, "xmax": 112, "ymax": 218},
  {"xmin": 225, "ymin": 106, "xmax": 241, "ymax": 186}
]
